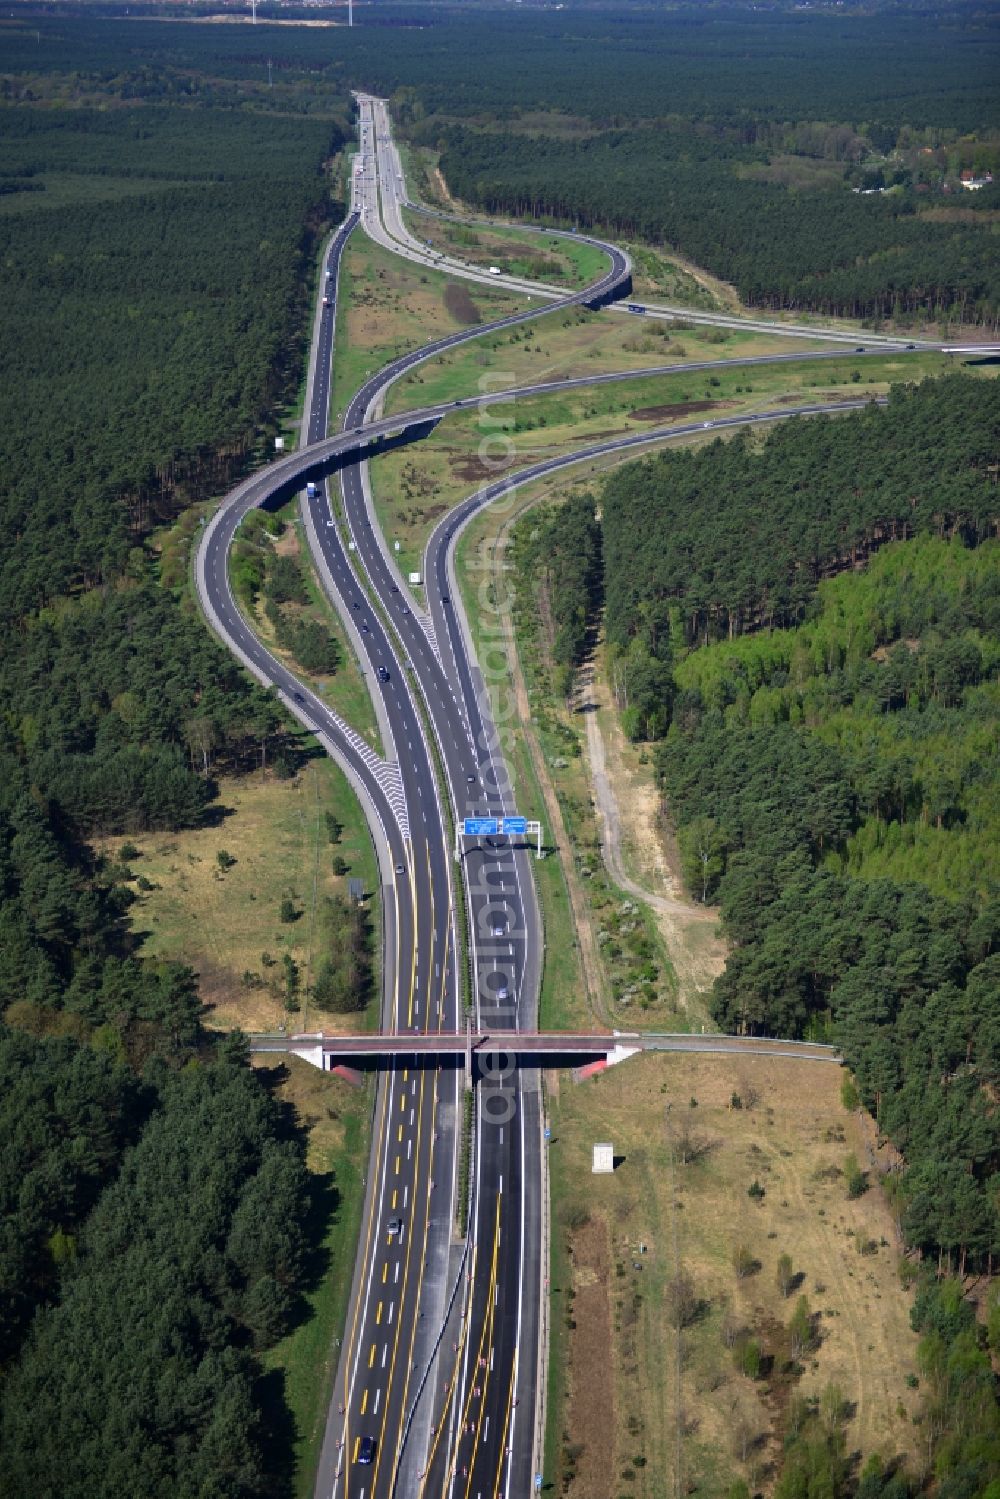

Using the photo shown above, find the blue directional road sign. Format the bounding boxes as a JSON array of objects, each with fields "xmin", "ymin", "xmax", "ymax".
[
  {"xmin": 500, "ymin": 816, "xmax": 527, "ymax": 835},
  {"xmin": 463, "ymin": 817, "xmax": 499, "ymax": 837}
]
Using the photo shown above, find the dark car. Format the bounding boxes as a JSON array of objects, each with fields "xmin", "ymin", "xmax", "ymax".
[
  {"xmin": 378, "ymin": 665, "xmax": 390, "ymax": 682},
  {"xmin": 855, "ymin": 346, "xmax": 866, "ymax": 353},
  {"xmin": 357, "ymin": 1436, "xmax": 375, "ymax": 1465},
  {"xmin": 293, "ymin": 692, "xmax": 305, "ymax": 704}
]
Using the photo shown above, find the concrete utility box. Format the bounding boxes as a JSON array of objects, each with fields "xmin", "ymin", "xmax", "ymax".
[
  {"xmin": 592, "ymin": 1143, "xmax": 614, "ymax": 1174},
  {"xmin": 274, "ymin": 436, "xmax": 285, "ymax": 452},
  {"xmin": 408, "ymin": 571, "xmax": 422, "ymax": 585}
]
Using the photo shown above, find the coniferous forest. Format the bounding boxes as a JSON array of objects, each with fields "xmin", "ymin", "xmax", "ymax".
[
  {"xmin": 526, "ymin": 377, "xmax": 1000, "ymax": 1267},
  {"xmin": 1, "ymin": 7, "xmax": 998, "ymax": 1494},
  {"xmin": 516, "ymin": 373, "xmax": 1000, "ymax": 1492},
  {"xmin": 0, "ymin": 24, "xmax": 353, "ymax": 1493}
]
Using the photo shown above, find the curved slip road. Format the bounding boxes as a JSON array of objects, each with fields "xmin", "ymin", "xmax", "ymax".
[{"xmin": 198, "ymin": 95, "xmax": 995, "ymax": 1498}]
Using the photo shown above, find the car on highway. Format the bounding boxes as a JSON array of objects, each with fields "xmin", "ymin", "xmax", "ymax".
[
  {"xmin": 361, "ymin": 622, "xmax": 370, "ymax": 633},
  {"xmin": 387, "ymin": 1217, "xmax": 404, "ymax": 1240},
  {"xmin": 357, "ymin": 1436, "xmax": 376, "ymax": 1465},
  {"xmin": 466, "ymin": 773, "xmax": 476, "ymax": 784},
  {"xmin": 394, "ymin": 862, "xmax": 404, "ymax": 875},
  {"xmin": 495, "ymin": 980, "xmax": 510, "ymax": 1002},
  {"xmin": 491, "ymin": 919, "xmax": 506, "ymax": 937},
  {"xmin": 378, "ymin": 665, "xmax": 390, "ymax": 681},
  {"xmin": 855, "ymin": 346, "xmax": 866, "ymax": 352},
  {"xmin": 293, "ymin": 691, "xmax": 305, "ymax": 704}
]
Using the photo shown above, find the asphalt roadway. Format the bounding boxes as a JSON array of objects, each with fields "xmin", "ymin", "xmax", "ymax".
[{"xmin": 197, "ymin": 97, "xmax": 997, "ymax": 1499}]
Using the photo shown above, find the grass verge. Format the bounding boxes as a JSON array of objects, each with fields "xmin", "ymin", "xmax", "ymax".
[
  {"xmin": 256, "ymin": 1056, "xmax": 373, "ymax": 1499},
  {"xmin": 402, "ymin": 204, "xmax": 610, "ymax": 290},
  {"xmin": 383, "ymin": 303, "xmax": 877, "ymax": 421},
  {"xmin": 374, "ymin": 348, "xmax": 962, "ymax": 574},
  {"xmin": 330, "ymin": 228, "xmax": 535, "ymax": 429},
  {"xmin": 543, "ymin": 1052, "xmax": 921, "ymax": 1499}
]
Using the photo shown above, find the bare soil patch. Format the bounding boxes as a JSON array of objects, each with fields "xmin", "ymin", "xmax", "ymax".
[
  {"xmin": 581, "ymin": 653, "xmax": 726, "ymax": 1021},
  {"xmin": 443, "ymin": 280, "xmax": 482, "ymax": 326},
  {"xmin": 450, "ymin": 451, "xmax": 517, "ymax": 483},
  {"xmin": 563, "ymin": 1215, "xmax": 615, "ymax": 1498},
  {"xmin": 628, "ymin": 399, "xmax": 719, "ymax": 422}
]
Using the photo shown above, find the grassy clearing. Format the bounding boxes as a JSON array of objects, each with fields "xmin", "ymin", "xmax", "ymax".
[
  {"xmin": 626, "ymin": 241, "xmax": 732, "ymax": 311},
  {"xmin": 330, "ymin": 230, "xmax": 535, "ymax": 428},
  {"xmin": 255, "ymin": 1056, "xmax": 373, "ymax": 1499},
  {"xmin": 98, "ymin": 752, "xmax": 380, "ymax": 1035},
  {"xmin": 247, "ymin": 505, "xmax": 382, "ymax": 752},
  {"xmin": 402, "ymin": 205, "xmax": 610, "ymax": 289},
  {"xmin": 374, "ymin": 348, "xmax": 958, "ymax": 584},
  {"xmin": 385, "ymin": 308, "xmax": 838, "ymax": 417},
  {"xmin": 544, "ymin": 1053, "xmax": 921, "ymax": 1499}
]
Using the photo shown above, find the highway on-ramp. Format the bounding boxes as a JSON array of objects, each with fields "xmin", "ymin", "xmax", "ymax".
[{"xmin": 196, "ymin": 96, "xmax": 995, "ymax": 1497}]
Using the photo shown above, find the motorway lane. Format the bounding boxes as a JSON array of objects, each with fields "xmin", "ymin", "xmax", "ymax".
[
  {"xmin": 331, "ymin": 114, "xmax": 570, "ymax": 1498},
  {"xmin": 313, "ymin": 103, "xmax": 906, "ymax": 1498},
  {"xmin": 299, "ymin": 224, "xmax": 465, "ymax": 1499},
  {"xmin": 203, "ymin": 97, "xmax": 993, "ymax": 1498}
]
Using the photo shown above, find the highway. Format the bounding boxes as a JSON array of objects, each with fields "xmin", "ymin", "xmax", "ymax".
[{"xmin": 196, "ymin": 96, "xmax": 995, "ymax": 1498}]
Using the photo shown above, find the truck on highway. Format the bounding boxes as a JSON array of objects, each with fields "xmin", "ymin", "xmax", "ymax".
[
  {"xmin": 488, "ymin": 265, "xmax": 501, "ymax": 276},
  {"xmin": 306, "ymin": 482, "xmax": 317, "ymax": 500}
]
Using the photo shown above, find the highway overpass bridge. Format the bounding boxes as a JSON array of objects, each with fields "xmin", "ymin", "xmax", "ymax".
[{"xmin": 250, "ymin": 1028, "xmax": 842, "ymax": 1085}]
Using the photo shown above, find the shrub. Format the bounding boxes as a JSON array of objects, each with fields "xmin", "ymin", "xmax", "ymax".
[{"xmin": 732, "ymin": 1244, "xmax": 757, "ymax": 1279}]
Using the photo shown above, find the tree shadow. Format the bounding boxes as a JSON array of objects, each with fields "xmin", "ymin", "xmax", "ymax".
[{"xmin": 255, "ymin": 1364, "xmax": 299, "ymax": 1497}]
